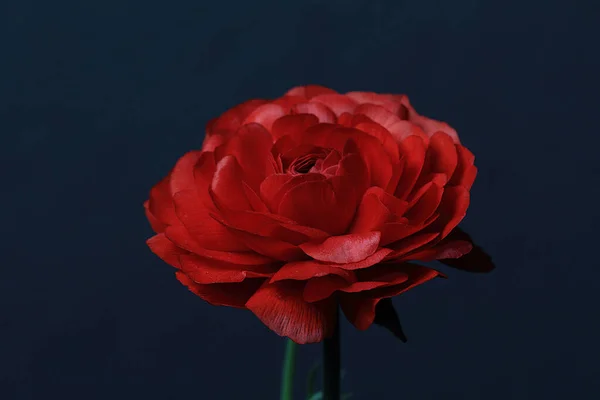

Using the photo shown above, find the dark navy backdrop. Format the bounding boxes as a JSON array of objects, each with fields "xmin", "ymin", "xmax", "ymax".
[{"xmin": 2, "ymin": 1, "xmax": 599, "ymax": 399}]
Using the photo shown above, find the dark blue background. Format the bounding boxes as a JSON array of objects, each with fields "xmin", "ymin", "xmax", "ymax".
[{"xmin": 2, "ymin": 1, "xmax": 599, "ymax": 399}]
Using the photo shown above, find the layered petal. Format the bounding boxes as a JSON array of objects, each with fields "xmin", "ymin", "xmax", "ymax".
[
  {"xmin": 246, "ymin": 280, "xmax": 338, "ymax": 344},
  {"xmin": 176, "ymin": 272, "xmax": 264, "ymax": 308},
  {"xmin": 299, "ymin": 232, "xmax": 381, "ymax": 263},
  {"xmin": 340, "ymin": 263, "xmax": 442, "ymax": 330}
]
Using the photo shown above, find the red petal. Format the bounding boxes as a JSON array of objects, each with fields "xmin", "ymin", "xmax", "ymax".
[
  {"xmin": 270, "ymin": 260, "xmax": 354, "ymax": 282},
  {"xmin": 147, "ymin": 174, "xmax": 179, "ymax": 229},
  {"xmin": 214, "ymin": 123, "xmax": 275, "ymax": 190},
  {"xmin": 339, "ymin": 294, "xmax": 379, "ymax": 330},
  {"xmin": 271, "ymin": 95, "xmax": 306, "ymax": 110},
  {"xmin": 246, "ymin": 280, "xmax": 337, "ymax": 344},
  {"xmin": 449, "ymin": 145, "xmax": 477, "ymax": 190},
  {"xmin": 260, "ymin": 173, "xmax": 325, "ymax": 213},
  {"xmin": 292, "ymin": 102, "xmax": 336, "ymax": 123},
  {"xmin": 404, "ymin": 182, "xmax": 444, "ymax": 225},
  {"xmin": 405, "ymin": 240, "xmax": 473, "ymax": 262},
  {"xmin": 271, "ymin": 114, "xmax": 319, "ymax": 140},
  {"xmin": 386, "ymin": 232, "xmax": 439, "ymax": 259},
  {"xmin": 399, "ymin": 96, "xmax": 460, "ymax": 143},
  {"xmin": 208, "ymin": 99, "xmax": 269, "ymax": 133},
  {"xmin": 367, "ymin": 263, "xmax": 443, "ymax": 298},
  {"xmin": 436, "ymin": 186, "xmax": 470, "ymax": 238},
  {"xmin": 277, "ymin": 179, "xmax": 355, "ymax": 235},
  {"xmin": 146, "ymin": 233, "xmax": 186, "ymax": 268},
  {"xmin": 164, "ymin": 225, "xmax": 268, "ymax": 264},
  {"xmin": 349, "ymin": 188, "xmax": 390, "ymax": 234},
  {"xmin": 419, "ymin": 132, "xmax": 458, "ymax": 186},
  {"xmin": 210, "ymin": 214, "xmax": 307, "ymax": 261},
  {"xmin": 345, "ymin": 91, "xmax": 405, "ymax": 114},
  {"xmin": 309, "ymin": 94, "xmax": 357, "ymax": 116},
  {"xmin": 438, "ymin": 228, "xmax": 495, "ymax": 273},
  {"xmin": 353, "ymin": 121, "xmax": 400, "ymax": 160},
  {"xmin": 370, "ymin": 187, "xmax": 409, "ymax": 220},
  {"xmin": 303, "ymin": 275, "xmax": 352, "ymax": 303},
  {"xmin": 340, "ymin": 263, "xmax": 441, "ymax": 330},
  {"xmin": 172, "ymin": 190, "xmax": 249, "ymax": 252},
  {"xmin": 299, "ymin": 232, "xmax": 381, "ymax": 263},
  {"xmin": 178, "ymin": 254, "xmax": 276, "ymax": 284},
  {"xmin": 144, "ymin": 200, "xmax": 166, "ymax": 233},
  {"xmin": 210, "ymin": 156, "xmax": 252, "ymax": 211},
  {"xmin": 176, "ymin": 272, "xmax": 264, "ymax": 308},
  {"xmin": 285, "ymin": 85, "xmax": 338, "ymax": 99},
  {"xmin": 395, "ymin": 135, "xmax": 427, "ymax": 200},
  {"xmin": 170, "ymin": 151, "xmax": 203, "ymax": 195},
  {"xmin": 242, "ymin": 104, "xmax": 287, "ymax": 131}
]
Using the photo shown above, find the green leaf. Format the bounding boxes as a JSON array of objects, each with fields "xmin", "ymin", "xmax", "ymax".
[{"xmin": 280, "ymin": 339, "xmax": 297, "ymax": 400}]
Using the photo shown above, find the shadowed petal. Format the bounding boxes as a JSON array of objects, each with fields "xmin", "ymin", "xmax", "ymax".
[
  {"xmin": 246, "ymin": 281, "xmax": 338, "ymax": 344},
  {"xmin": 438, "ymin": 228, "xmax": 495, "ymax": 272},
  {"xmin": 147, "ymin": 233, "xmax": 186, "ymax": 268},
  {"xmin": 176, "ymin": 272, "xmax": 264, "ymax": 308}
]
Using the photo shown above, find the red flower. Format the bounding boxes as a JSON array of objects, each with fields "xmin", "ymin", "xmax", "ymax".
[{"xmin": 144, "ymin": 85, "xmax": 494, "ymax": 344}]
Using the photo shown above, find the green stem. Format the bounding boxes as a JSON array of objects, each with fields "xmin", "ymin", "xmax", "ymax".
[{"xmin": 280, "ymin": 338, "xmax": 297, "ymax": 400}]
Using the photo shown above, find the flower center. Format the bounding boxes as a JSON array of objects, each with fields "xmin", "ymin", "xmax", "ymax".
[{"xmin": 286, "ymin": 147, "xmax": 341, "ymax": 177}]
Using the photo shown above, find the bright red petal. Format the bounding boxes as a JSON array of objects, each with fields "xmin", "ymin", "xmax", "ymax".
[
  {"xmin": 309, "ymin": 94, "xmax": 357, "ymax": 116},
  {"xmin": 299, "ymin": 232, "xmax": 381, "ymax": 263},
  {"xmin": 292, "ymin": 102, "xmax": 336, "ymax": 123},
  {"xmin": 246, "ymin": 280, "xmax": 337, "ymax": 344},
  {"xmin": 242, "ymin": 104, "xmax": 287, "ymax": 131},
  {"xmin": 285, "ymin": 85, "xmax": 338, "ymax": 99}
]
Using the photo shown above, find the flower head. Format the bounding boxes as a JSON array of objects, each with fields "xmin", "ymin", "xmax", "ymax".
[{"xmin": 144, "ymin": 85, "xmax": 494, "ymax": 344}]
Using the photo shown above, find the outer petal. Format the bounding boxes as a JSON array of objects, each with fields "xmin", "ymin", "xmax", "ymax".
[
  {"xmin": 207, "ymin": 99, "xmax": 268, "ymax": 134},
  {"xmin": 173, "ymin": 190, "xmax": 249, "ymax": 252},
  {"xmin": 146, "ymin": 174, "xmax": 178, "ymax": 230},
  {"xmin": 400, "ymin": 96, "xmax": 460, "ymax": 143},
  {"xmin": 291, "ymin": 102, "xmax": 336, "ymax": 123},
  {"xmin": 309, "ymin": 94, "xmax": 358, "ymax": 116},
  {"xmin": 299, "ymin": 232, "xmax": 381, "ymax": 263},
  {"xmin": 178, "ymin": 254, "xmax": 277, "ymax": 284},
  {"xmin": 345, "ymin": 91, "xmax": 405, "ymax": 114},
  {"xmin": 437, "ymin": 228, "xmax": 495, "ymax": 272},
  {"xmin": 340, "ymin": 263, "xmax": 441, "ymax": 330},
  {"xmin": 285, "ymin": 85, "xmax": 338, "ymax": 99},
  {"xmin": 147, "ymin": 233, "xmax": 186, "ymax": 268},
  {"xmin": 176, "ymin": 272, "xmax": 264, "ymax": 308},
  {"xmin": 395, "ymin": 135, "xmax": 427, "ymax": 200},
  {"xmin": 270, "ymin": 260, "xmax": 355, "ymax": 283},
  {"xmin": 144, "ymin": 200, "xmax": 167, "ymax": 233},
  {"xmin": 246, "ymin": 280, "xmax": 337, "ymax": 344},
  {"xmin": 449, "ymin": 145, "xmax": 477, "ymax": 190},
  {"xmin": 241, "ymin": 104, "xmax": 287, "ymax": 131}
]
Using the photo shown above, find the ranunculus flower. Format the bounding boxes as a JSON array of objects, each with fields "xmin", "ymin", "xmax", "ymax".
[{"xmin": 144, "ymin": 85, "xmax": 493, "ymax": 344}]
